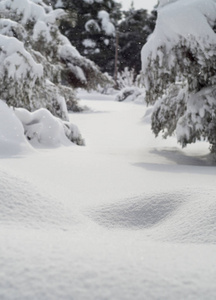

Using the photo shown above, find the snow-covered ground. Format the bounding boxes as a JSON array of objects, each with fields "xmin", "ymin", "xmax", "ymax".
[{"xmin": 0, "ymin": 91, "xmax": 216, "ymax": 300}]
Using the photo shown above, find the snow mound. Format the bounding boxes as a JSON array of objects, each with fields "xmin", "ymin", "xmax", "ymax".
[
  {"xmin": 90, "ymin": 188, "xmax": 216, "ymax": 244},
  {"xmin": 90, "ymin": 192, "xmax": 185, "ymax": 229},
  {"xmin": 115, "ymin": 87, "xmax": 145, "ymax": 102},
  {"xmin": 0, "ymin": 100, "xmax": 32, "ymax": 156},
  {"xmin": 0, "ymin": 168, "xmax": 77, "ymax": 229},
  {"xmin": 150, "ymin": 188, "xmax": 216, "ymax": 244},
  {"xmin": 0, "ymin": 100, "xmax": 84, "ymax": 156},
  {"xmin": 14, "ymin": 107, "xmax": 84, "ymax": 147}
]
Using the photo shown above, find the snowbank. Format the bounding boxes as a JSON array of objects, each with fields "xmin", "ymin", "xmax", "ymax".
[
  {"xmin": 14, "ymin": 107, "xmax": 84, "ymax": 147},
  {"xmin": 0, "ymin": 94, "xmax": 215, "ymax": 300},
  {"xmin": 0, "ymin": 100, "xmax": 84, "ymax": 156},
  {"xmin": 0, "ymin": 100, "xmax": 32, "ymax": 156}
]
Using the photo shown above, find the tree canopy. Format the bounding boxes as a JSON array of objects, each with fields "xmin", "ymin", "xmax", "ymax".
[
  {"xmin": 0, "ymin": 0, "xmax": 110, "ymax": 120},
  {"xmin": 141, "ymin": 0, "xmax": 216, "ymax": 153}
]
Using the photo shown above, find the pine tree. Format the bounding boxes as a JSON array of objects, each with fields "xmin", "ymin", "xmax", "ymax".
[
  {"xmin": 53, "ymin": 0, "xmax": 121, "ymax": 75},
  {"xmin": 118, "ymin": 7, "xmax": 156, "ymax": 74},
  {"xmin": 142, "ymin": 0, "xmax": 216, "ymax": 154},
  {"xmin": 0, "ymin": 0, "xmax": 110, "ymax": 120}
]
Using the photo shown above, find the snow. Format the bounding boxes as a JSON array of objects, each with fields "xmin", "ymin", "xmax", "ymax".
[
  {"xmin": 98, "ymin": 10, "xmax": 115, "ymax": 36},
  {"xmin": 0, "ymin": 100, "xmax": 32, "ymax": 156},
  {"xmin": 0, "ymin": 0, "xmax": 65, "ymax": 25},
  {"xmin": 141, "ymin": 0, "xmax": 216, "ymax": 69},
  {"xmin": 85, "ymin": 19, "xmax": 101, "ymax": 33},
  {"xmin": 0, "ymin": 100, "xmax": 83, "ymax": 152},
  {"xmin": 54, "ymin": 0, "xmax": 63, "ymax": 8},
  {"xmin": 82, "ymin": 39, "xmax": 96, "ymax": 48},
  {"xmin": 14, "ymin": 107, "xmax": 73, "ymax": 147},
  {"xmin": 0, "ymin": 35, "xmax": 43, "ymax": 80},
  {"xmin": 141, "ymin": 0, "xmax": 216, "ymax": 151},
  {"xmin": 0, "ymin": 91, "xmax": 216, "ymax": 299}
]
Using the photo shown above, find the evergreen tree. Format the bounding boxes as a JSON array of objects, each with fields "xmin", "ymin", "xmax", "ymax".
[
  {"xmin": 118, "ymin": 7, "xmax": 156, "ymax": 74},
  {"xmin": 141, "ymin": 0, "xmax": 216, "ymax": 154},
  {"xmin": 0, "ymin": 0, "xmax": 110, "ymax": 120},
  {"xmin": 53, "ymin": 0, "xmax": 121, "ymax": 75}
]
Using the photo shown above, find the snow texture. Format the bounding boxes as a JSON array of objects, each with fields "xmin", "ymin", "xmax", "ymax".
[
  {"xmin": 82, "ymin": 39, "xmax": 96, "ymax": 48},
  {"xmin": 142, "ymin": 0, "xmax": 216, "ymax": 69},
  {"xmin": 0, "ymin": 92, "xmax": 216, "ymax": 300},
  {"xmin": 141, "ymin": 0, "xmax": 216, "ymax": 152},
  {"xmin": 0, "ymin": 0, "xmax": 108, "ymax": 121},
  {"xmin": 0, "ymin": 100, "xmax": 83, "ymax": 153},
  {"xmin": 98, "ymin": 10, "xmax": 115, "ymax": 36},
  {"xmin": 0, "ymin": 100, "xmax": 32, "ymax": 156}
]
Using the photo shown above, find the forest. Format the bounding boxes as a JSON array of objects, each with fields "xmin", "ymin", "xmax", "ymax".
[{"xmin": 0, "ymin": 1, "xmax": 216, "ymax": 299}]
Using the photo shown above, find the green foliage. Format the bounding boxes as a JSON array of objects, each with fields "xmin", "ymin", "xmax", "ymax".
[
  {"xmin": 143, "ymin": 29, "xmax": 216, "ymax": 154},
  {"xmin": 51, "ymin": 0, "xmax": 156, "ymax": 77},
  {"xmin": 0, "ymin": 0, "xmax": 110, "ymax": 120},
  {"xmin": 54, "ymin": 0, "xmax": 121, "ymax": 75},
  {"xmin": 118, "ymin": 8, "xmax": 156, "ymax": 74}
]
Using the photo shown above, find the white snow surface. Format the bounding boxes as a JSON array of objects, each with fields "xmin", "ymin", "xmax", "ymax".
[
  {"xmin": 82, "ymin": 39, "xmax": 96, "ymax": 48},
  {"xmin": 14, "ymin": 107, "xmax": 74, "ymax": 148},
  {"xmin": 0, "ymin": 100, "xmax": 32, "ymax": 156},
  {"xmin": 0, "ymin": 100, "xmax": 82, "ymax": 153},
  {"xmin": 1, "ymin": 91, "xmax": 216, "ymax": 299}
]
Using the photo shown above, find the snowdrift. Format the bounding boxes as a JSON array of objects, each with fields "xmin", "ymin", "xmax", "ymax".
[
  {"xmin": 0, "ymin": 100, "xmax": 83, "ymax": 157},
  {"xmin": 0, "ymin": 94, "xmax": 216, "ymax": 300}
]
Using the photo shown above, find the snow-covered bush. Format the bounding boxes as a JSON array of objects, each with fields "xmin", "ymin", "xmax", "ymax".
[
  {"xmin": 115, "ymin": 87, "xmax": 145, "ymax": 103},
  {"xmin": 0, "ymin": 0, "xmax": 110, "ymax": 120},
  {"xmin": 0, "ymin": 98, "xmax": 84, "ymax": 153},
  {"xmin": 114, "ymin": 68, "xmax": 145, "ymax": 102},
  {"xmin": 14, "ymin": 107, "xmax": 84, "ymax": 147},
  {"xmin": 116, "ymin": 68, "xmax": 137, "ymax": 89},
  {"xmin": 141, "ymin": 0, "xmax": 216, "ymax": 154}
]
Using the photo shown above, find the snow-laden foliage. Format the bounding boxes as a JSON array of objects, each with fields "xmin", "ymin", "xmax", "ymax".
[
  {"xmin": 52, "ymin": 0, "xmax": 121, "ymax": 75},
  {"xmin": 115, "ymin": 68, "xmax": 145, "ymax": 102},
  {"xmin": 0, "ymin": 99, "xmax": 84, "ymax": 155},
  {"xmin": 115, "ymin": 86, "xmax": 145, "ymax": 103},
  {"xmin": 118, "ymin": 8, "xmax": 156, "ymax": 74},
  {"xmin": 141, "ymin": 0, "xmax": 216, "ymax": 153},
  {"xmin": 98, "ymin": 10, "xmax": 115, "ymax": 36},
  {"xmin": 115, "ymin": 67, "xmax": 140, "ymax": 89},
  {"xmin": 14, "ymin": 106, "xmax": 84, "ymax": 147},
  {"xmin": 0, "ymin": 0, "xmax": 109, "ymax": 120}
]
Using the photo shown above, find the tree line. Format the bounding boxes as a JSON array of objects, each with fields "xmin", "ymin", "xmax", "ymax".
[{"xmin": 50, "ymin": 0, "xmax": 156, "ymax": 77}]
